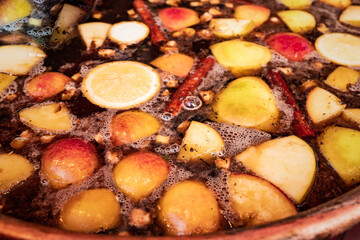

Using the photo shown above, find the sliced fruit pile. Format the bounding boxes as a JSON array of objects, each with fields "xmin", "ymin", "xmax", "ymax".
[{"xmin": 1, "ymin": 0, "xmax": 360, "ymax": 237}]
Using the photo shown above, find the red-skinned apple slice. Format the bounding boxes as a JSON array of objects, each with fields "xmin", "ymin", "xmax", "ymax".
[
  {"xmin": 266, "ymin": 32, "xmax": 314, "ymax": 61},
  {"xmin": 228, "ymin": 174, "xmax": 298, "ymax": 227},
  {"xmin": 159, "ymin": 7, "xmax": 200, "ymax": 31}
]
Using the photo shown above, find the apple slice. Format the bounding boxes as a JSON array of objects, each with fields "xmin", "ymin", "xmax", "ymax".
[
  {"xmin": 315, "ymin": 33, "xmax": 360, "ymax": 67},
  {"xmin": 210, "ymin": 39, "xmax": 272, "ymax": 77},
  {"xmin": 108, "ymin": 21, "xmax": 149, "ymax": 45},
  {"xmin": 78, "ymin": 22, "xmax": 111, "ymax": 49},
  {"xmin": 0, "ymin": 0, "xmax": 32, "ymax": 25},
  {"xmin": 306, "ymin": 87, "xmax": 346, "ymax": 124},
  {"xmin": 0, "ymin": 73, "xmax": 17, "ymax": 92},
  {"xmin": 339, "ymin": 5, "xmax": 360, "ymax": 27},
  {"xmin": 235, "ymin": 135, "xmax": 316, "ymax": 204},
  {"xmin": 278, "ymin": 0, "xmax": 312, "ymax": 9},
  {"xmin": 50, "ymin": 4, "xmax": 87, "ymax": 44},
  {"xmin": 228, "ymin": 174, "xmax": 298, "ymax": 227},
  {"xmin": 319, "ymin": 0, "xmax": 351, "ymax": 9},
  {"xmin": 278, "ymin": 10, "xmax": 316, "ymax": 34},
  {"xmin": 324, "ymin": 67, "xmax": 360, "ymax": 92},
  {"xmin": 266, "ymin": 32, "xmax": 314, "ymax": 61},
  {"xmin": 177, "ymin": 121, "xmax": 225, "ymax": 165},
  {"xmin": 318, "ymin": 126, "xmax": 360, "ymax": 185},
  {"xmin": 210, "ymin": 77, "xmax": 279, "ymax": 132},
  {"xmin": 209, "ymin": 18, "xmax": 255, "ymax": 39},
  {"xmin": 341, "ymin": 109, "xmax": 360, "ymax": 126},
  {"xmin": 0, "ymin": 153, "xmax": 34, "ymax": 193},
  {"xmin": 19, "ymin": 103, "xmax": 73, "ymax": 132},
  {"xmin": 0, "ymin": 45, "xmax": 46, "ymax": 75},
  {"xmin": 158, "ymin": 7, "xmax": 200, "ymax": 31},
  {"xmin": 150, "ymin": 53, "xmax": 194, "ymax": 77},
  {"xmin": 234, "ymin": 5, "xmax": 270, "ymax": 27}
]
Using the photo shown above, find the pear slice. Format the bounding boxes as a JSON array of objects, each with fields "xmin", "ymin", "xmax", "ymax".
[
  {"xmin": 78, "ymin": 22, "xmax": 111, "ymax": 49},
  {"xmin": 306, "ymin": 87, "xmax": 346, "ymax": 124},
  {"xmin": 177, "ymin": 121, "xmax": 225, "ymax": 165},
  {"xmin": 318, "ymin": 126, "xmax": 360, "ymax": 185},
  {"xmin": 235, "ymin": 135, "xmax": 316, "ymax": 204},
  {"xmin": 209, "ymin": 18, "xmax": 255, "ymax": 39},
  {"xmin": 0, "ymin": 153, "xmax": 34, "ymax": 193},
  {"xmin": 228, "ymin": 174, "xmax": 297, "ymax": 227},
  {"xmin": 341, "ymin": 109, "xmax": 360, "ymax": 126},
  {"xmin": 278, "ymin": 10, "xmax": 316, "ymax": 34},
  {"xmin": 319, "ymin": 0, "xmax": 351, "ymax": 9},
  {"xmin": 0, "ymin": 73, "xmax": 17, "ymax": 92},
  {"xmin": 19, "ymin": 103, "xmax": 73, "ymax": 132},
  {"xmin": 339, "ymin": 5, "xmax": 360, "ymax": 27},
  {"xmin": 324, "ymin": 67, "xmax": 360, "ymax": 92},
  {"xmin": 0, "ymin": 45, "xmax": 46, "ymax": 75}
]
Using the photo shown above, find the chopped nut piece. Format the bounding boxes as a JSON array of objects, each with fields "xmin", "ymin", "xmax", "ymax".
[
  {"xmin": 120, "ymin": 44, "xmax": 128, "ymax": 50},
  {"xmin": 117, "ymin": 231, "xmax": 131, "ymax": 237},
  {"xmin": 165, "ymin": 40, "xmax": 178, "ymax": 47},
  {"xmin": 172, "ymin": 31, "xmax": 183, "ymax": 38},
  {"xmin": 200, "ymin": 12, "xmax": 213, "ymax": 23},
  {"xmin": 277, "ymin": 67, "xmax": 293, "ymax": 76},
  {"xmin": 149, "ymin": 0, "xmax": 163, "ymax": 3},
  {"xmin": 166, "ymin": 79, "xmax": 179, "ymax": 88},
  {"xmin": 166, "ymin": 0, "xmax": 180, "ymax": 6},
  {"xmin": 92, "ymin": 11, "xmax": 103, "ymax": 19},
  {"xmin": 190, "ymin": 1, "xmax": 203, "ymax": 7},
  {"xmin": 270, "ymin": 17, "xmax": 280, "ymax": 23},
  {"xmin": 313, "ymin": 62, "xmax": 324, "ymax": 70},
  {"xmin": 40, "ymin": 135, "xmax": 56, "ymax": 144},
  {"xmin": 210, "ymin": 0, "xmax": 220, "ymax": 4},
  {"xmin": 94, "ymin": 132, "xmax": 104, "ymax": 144},
  {"xmin": 98, "ymin": 49, "xmax": 116, "ymax": 58},
  {"xmin": 71, "ymin": 72, "xmax": 82, "ymax": 82},
  {"xmin": 6, "ymin": 94, "xmax": 17, "ymax": 101},
  {"xmin": 106, "ymin": 150, "xmax": 122, "ymax": 165},
  {"xmin": 224, "ymin": 2, "xmax": 234, "ymax": 8},
  {"xmin": 161, "ymin": 42, "xmax": 179, "ymax": 53},
  {"xmin": 10, "ymin": 137, "xmax": 28, "ymax": 149},
  {"xmin": 28, "ymin": 18, "xmax": 42, "ymax": 27},
  {"xmin": 197, "ymin": 29, "xmax": 213, "ymax": 39},
  {"xmin": 183, "ymin": 28, "xmax": 196, "ymax": 37},
  {"xmin": 201, "ymin": 0, "xmax": 209, "ymax": 2},
  {"xmin": 215, "ymin": 157, "xmax": 231, "ymax": 169},
  {"xmin": 129, "ymin": 208, "xmax": 151, "ymax": 228},
  {"xmin": 199, "ymin": 90, "xmax": 215, "ymax": 104},
  {"xmin": 156, "ymin": 135, "xmax": 170, "ymax": 145},
  {"xmin": 20, "ymin": 130, "xmax": 32, "ymax": 139},
  {"xmin": 254, "ymin": 32, "xmax": 266, "ymax": 39},
  {"xmin": 177, "ymin": 120, "xmax": 191, "ymax": 134},
  {"xmin": 61, "ymin": 88, "xmax": 76, "ymax": 100},
  {"xmin": 317, "ymin": 23, "xmax": 329, "ymax": 34},
  {"xmin": 162, "ymin": 89, "xmax": 171, "ymax": 97},
  {"xmin": 301, "ymin": 80, "xmax": 317, "ymax": 92},
  {"xmin": 127, "ymin": 9, "xmax": 136, "ymax": 17},
  {"xmin": 209, "ymin": 7, "xmax": 222, "ymax": 16}
]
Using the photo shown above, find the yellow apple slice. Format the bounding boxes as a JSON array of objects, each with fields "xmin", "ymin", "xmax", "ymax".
[
  {"xmin": 278, "ymin": 10, "xmax": 316, "ymax": 34},
  {"xmin": 324, "ymin": 67, "xmax": 360, "ymax": 92},
  {"xmin": 306, "ymin": 87, "xmax": 346, "ymax": 124},
  {"xmin": 315, "ymin": 33, "xmax": 360, "ymax": 67},
  {"xmin": 78, "ymin": 22, "xmax": 111, "ymax": 49},
  {"xmin": 342, "ymin": 109, "xmax": 360, "ymax": 126},
  {"xmin": 234, "ymin": 5, "xmax": 270, "ymax": 27},
  {"xmin": 235, "ymin": 135, "xmax": 316, "ymax": 204},
  {"xmin": 0, "ymin": 45, "xmax": 46, "ymax": 75},
  {"xmin": 19, "ymin": 103, "xmax": 73, "ymax": 132},
  {"xmin": 150, "ymin": 53, "xmax": 194, "ymax": 77},
  {"xmin": 339, "ymin": 5, "xmax": 360, "ymax": 27},
  {"xmin": 0, "ymin": 153, "xmax": 34, "ymax": 193},
  {"xmin": 0, "ymin": 0, "xmax": 32, "ymax": 25},
  {"xmin": 228, "ymin": 174, "xmax": 298, "ymax": 227},
  {"xmin": 319, "ymin": 0, "xmax": 351, "ymax": 9},
  {"xmin": 278, "ymin": 0, "xmax": 312, "ymax": 9},
  {"xmin": 209, "ymin": 18, "xmax": 255, "ymax": 39},
  {"xmin": 177, "ymin": 121, "xmax": 225, "ymax": 165},
  {"xmin": 210, "ymin": 77, "xmax": 279, "ymax": 132},
  {"xmin": 108, "ymin": 21, "xmax": 149, "ymax": 45},
  {"xmin": 318, "ymin": 126, "xmax": 360, "ymax": 185},
  {"xmin": 0, "ymin": 73, "xmax": 17, "ymax": 92},
  {"xmin": 210, "ymin": 39, "xmax": 272, "ymax": 77}
]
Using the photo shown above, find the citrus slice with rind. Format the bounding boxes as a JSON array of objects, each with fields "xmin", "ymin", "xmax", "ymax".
[
  {"xmin": 108, "ymin": 21, "xmax": 149, "ymax": 45},
  {"xmin": 82, "ymin": 61, "xmax": 160, "ymax": 109},
  {"xmin": 315, "ymin": 33, "xmax": 360, "ymax": 67}
]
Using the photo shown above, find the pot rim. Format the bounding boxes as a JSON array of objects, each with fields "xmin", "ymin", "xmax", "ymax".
[{"xmin": 0, "ymin": 185, "xmax": 359, "ymax": 240}]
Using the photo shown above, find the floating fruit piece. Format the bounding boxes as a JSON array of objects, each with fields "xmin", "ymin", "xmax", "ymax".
[
  {"xmin": 177, "ymin": 121, "xmax": 225, "ymax": 165},
  {"xmin": 319, "ymin": 0, "xmax": 351, "ymax": 9},
  {"xmin": 234, "ymin": 4, "xmax": 270, "ymax": 27},
  {"xmin": 324, "ymin": 67, "xmax": 360, "ymax": 92},
  {"xmin": 228, "ymin": 174, "xmax": 298, "ymax": 227},
  {"xmin": 159, "ymin": 7, "xmax": 200, "ymax": 31},
  {"xmin": 157, "ymin": 180, "xmax": 221, "ymax": 236},
  {"xmin": 318, "ymin": 126, "xmax": 360, "ymax": 185},
  {"xmin": 341, "ymin": 109, "xmax": 360, "ymax": 126},
  {"xmin": 0, "ymin": 153, "xmax": 34, "ymax": 193},
  {"xmin": 210, "ymin": 39, "xmax": 272, "ymax": 76},
  {"xmin": 211, "ymin": 77, "xmax": 279, "ymax": 132},
  {"xmin": 108, "ymin": 21, "xmax": 149, "ymax": 45},
  {"xmin": 111, "ymin": 111, "xmax": 160, "ymax": 146},
  {"xmin": 278, "ymin": 0, "xmax": 312, "ymax": 9},
  {"xmin": 59, "ymin": 188, "xmax": 121, "ymax": 233},
  {"xmin": 19, "ymin": 103, "xmax": 73, "ymax": 132},
  {"xmin": 41, "ymin": 138, "xmax": 99, "ymax": 189},
  {"xmin": 306, "ymin": 87, "xmax": 346, "ymax": 124},
  {"xmin": 235, "ymin": 135, "xmax": 316, "ymax": 204},
  {"xmin": 81, "ymin": 61, "xmax": 160, "ymax": 109},
  {"xmin": 339, "ymin": 5, "xmax": 360, "ymax": 27},
  {"xmin": 209, "ymin": 18, "xmax": 255, "ymax": 38},
  {"xmin": 113, "ymin": 151, "xmax": 169, "ymax": 201},
  {"xmin": 278, "ymin": 10, "xmax": 316, "ymax": 34},
  {"xmin": 315, "ymin": 33, "xmax": 360, "ymax": 67},
  {"xmin": 78, "ymin": 22, "xmax": 111, "ymax": 49},
  {"xmin": 150, "ymin": 53, "xmax": 194, "ymax": 77},
  {"xmin": 0, "ymin": 45, "xmax": 46, "ymax": 76},
  {"xmin": 0, "ymin": 0, "xmax": 32, "ymax": 25},
  {"xmin": 0, "ymin": 73, "xmax": 16, "ymax": 93}
]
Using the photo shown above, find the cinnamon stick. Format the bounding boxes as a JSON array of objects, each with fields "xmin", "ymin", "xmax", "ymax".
[
  {"xmin": 133, "ymin": 0, "xmax": 167, "ymax": 46},
  {"xmin": 267, "ymin": 70, "xmax": 315, "ymax": 138},
  {"xmin": 165, "ymin": 56, "xmax": 216, "ymax": 116}
]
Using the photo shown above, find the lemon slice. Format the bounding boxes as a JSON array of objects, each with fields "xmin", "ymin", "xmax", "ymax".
[
  {"xmin": 108, "ymin": 21, "xmax": 149, "ymax": 45},
  {"xmin": 82, "ymin": 61, "xmax": 160, "ymax": 109},
  {"xmin": 315, "ymin": 33, "xmax": 360, "ymax": 66}
]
